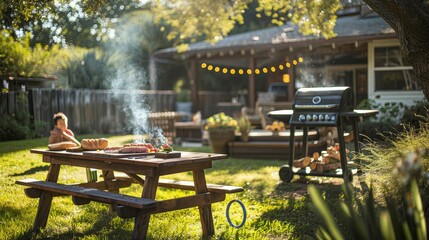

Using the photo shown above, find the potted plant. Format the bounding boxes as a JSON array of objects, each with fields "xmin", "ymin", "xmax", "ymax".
[
  {"xmin": 237, "ymin": 114, "xmax": 252, "ymax": 142},
  {"xmin": 174, "ymin": 80, "xmax": 192, "ymax": 118},
  {"xmin": 205, "ymin": 112, "xmax": 238, "ymax": 153}
]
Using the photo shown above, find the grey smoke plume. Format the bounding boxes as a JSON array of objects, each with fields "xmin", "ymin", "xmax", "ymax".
[
  {"xmin": 108, "ymin": 65, "xmax": 150, "ymax": 136},
  {"xmin": 106, "ymin": 13, "xmax": 151, "ymax": 138}
]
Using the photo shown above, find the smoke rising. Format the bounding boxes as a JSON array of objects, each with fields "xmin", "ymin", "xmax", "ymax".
[{"xmin": 105, "ymin": 11, "xmax": 159, "ymax": 143}]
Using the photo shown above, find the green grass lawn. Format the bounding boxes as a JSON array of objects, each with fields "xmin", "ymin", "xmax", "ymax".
[{"xmin": 0, "ymin": 135, "xmax": 355, "ymax": 239}]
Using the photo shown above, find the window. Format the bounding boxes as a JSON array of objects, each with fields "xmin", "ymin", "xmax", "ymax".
[{"xmin": 373, "ymin": 45, "xmax": 418, "ymax": 91}]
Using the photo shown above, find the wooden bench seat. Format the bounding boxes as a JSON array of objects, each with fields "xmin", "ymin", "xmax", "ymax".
[
  {"xmin": 16, "ymin": 179, "xmax": 157, "ymax": 212},
  {"xmin": 114, "ymin": 173, "xmax": 244, "ymax": 194}
]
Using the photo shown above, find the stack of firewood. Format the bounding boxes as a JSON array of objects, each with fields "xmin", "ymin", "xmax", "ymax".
[{"xmin": 292, "ymin": 143, "xmax": 350, "ymax": 173}]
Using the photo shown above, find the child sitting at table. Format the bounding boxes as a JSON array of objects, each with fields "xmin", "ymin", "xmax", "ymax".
[{"xmin": 48, "ymin": 112, "xmax": 80, "ymax": 150}]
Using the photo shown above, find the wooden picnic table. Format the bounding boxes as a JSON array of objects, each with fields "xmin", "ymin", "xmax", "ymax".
[{"xmin": 16, "ymin": 149, "xmax": 243, "ymax": 239}]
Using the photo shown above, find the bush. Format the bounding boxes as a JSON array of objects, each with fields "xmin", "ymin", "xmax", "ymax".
[
  {"xmin": 0, "ymin": 114, "xmax": 31, "ymax": 141},
  {"xmin": 0, "ymin": 30, "xmax": 61, "ymax": 78},
  {"xmin": 0, "ymin": 92, "xmax": 48, "ymax": 141},
  {"xmin": 401, "ymin": 101, "xmax": 429, "ymax": 129}
]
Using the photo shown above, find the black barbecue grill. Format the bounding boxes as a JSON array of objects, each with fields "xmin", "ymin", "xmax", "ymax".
[{"xmin": 267, "ymin": 86, "xmax": 378, "ymax": 182}]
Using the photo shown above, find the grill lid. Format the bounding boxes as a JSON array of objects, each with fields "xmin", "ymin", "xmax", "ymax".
[
  {"xmin": 293, "ymin": 86, "xmax": 353, "ymax": 112},
  {"xmin": 290, "ymin": 86, "xmax": 354, "ymax": 126}
]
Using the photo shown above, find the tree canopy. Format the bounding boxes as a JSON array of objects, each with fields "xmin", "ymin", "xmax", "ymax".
[
  {"xmin": 0, "ymin": 0, "xmax": 144, "ymax": 47},
  {"xmin": 151, "ymin": 0, "xmax": 341, "ymax": 51}
]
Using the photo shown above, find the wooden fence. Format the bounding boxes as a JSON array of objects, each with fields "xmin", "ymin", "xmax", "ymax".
[{"xmin": 1, "ymin": 89, "xmax": 237, "ymax": 136}]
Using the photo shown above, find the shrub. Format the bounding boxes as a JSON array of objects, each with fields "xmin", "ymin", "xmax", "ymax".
[
  {"xmin": 0, "ymin": 30, "xmax": 61, "ymax": 78},
  {"xmin": 310, "ymin": 149, "xmax": 429, "ymax": 240},
  {"xmin": 0, "ymin": 114, "xmax": 31, "ymax": 141},
  {"xmin": 0, "ymin": 92, "xmax": 48, "ymax": 141},
  {"xmin": 401, "ymin": 101, "xmax": 429, "ymax": 129}
]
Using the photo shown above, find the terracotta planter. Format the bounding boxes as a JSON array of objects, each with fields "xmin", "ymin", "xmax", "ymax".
[{"xmin": 208, "ymin": 128, "xmax": 236, "ymax": 154}]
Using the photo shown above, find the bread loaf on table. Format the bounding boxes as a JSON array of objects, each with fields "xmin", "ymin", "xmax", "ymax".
[
  {"xmin": 48, "ymin": 141, "xmax": 79, "ymax": 151},
  {"xmin": 80, "ymin": 138, "xmax": 109, "ymax": 150}
]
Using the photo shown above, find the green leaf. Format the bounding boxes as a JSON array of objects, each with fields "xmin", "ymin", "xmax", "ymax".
[{"xmin": 308, "ymin": 184, "xmax": 343, "ymax": 239}]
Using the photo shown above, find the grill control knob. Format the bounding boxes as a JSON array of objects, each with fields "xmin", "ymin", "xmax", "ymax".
[
  {"xmin": 299, "ymin": 114, "xmax": 306, "ymax": 122},
  {"xmin": 330, "ymin": 115, "xmax": 336, "ymax": 121},
  {"xmin": 312, "ymin": 114, "xmax": 318, "ymax": 121},
  {"xmin": 306, "ymin": 114, "xmax": 312, "ymax": 121},
  {"xmin": 325, "ymin": 114, "xmax": 331, "ymax": 121},
  {"xmin": 319, "ymin": 114, "xmax": 324, "ymax": 121}
]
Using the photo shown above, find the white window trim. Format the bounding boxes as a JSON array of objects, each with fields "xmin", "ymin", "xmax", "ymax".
[{"xmin": 368, "ymin": 39, "xmax": 424, "ymax": 104}]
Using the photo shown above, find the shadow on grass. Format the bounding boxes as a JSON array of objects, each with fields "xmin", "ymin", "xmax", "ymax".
[
  {"xmin": 10, "ymin": 165, "xmax": 49, "ymax": 177},
  {"xmin": 16, "ymin": 207, "xmax": 133, "ymax": 240},
  {"xmin": 252, "ymin": 178, "xmax": 353, "ymax": 239}
]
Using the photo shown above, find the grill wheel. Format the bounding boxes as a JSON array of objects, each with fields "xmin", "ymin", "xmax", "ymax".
[{"xmin": 279, "ymin": 165, "xmax": 294, "ymax": 182}]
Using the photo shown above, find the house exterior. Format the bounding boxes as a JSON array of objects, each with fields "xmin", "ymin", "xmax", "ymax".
[{"xmin": 153, "ymin": 3, "xmax": 424, "ymax": 111}]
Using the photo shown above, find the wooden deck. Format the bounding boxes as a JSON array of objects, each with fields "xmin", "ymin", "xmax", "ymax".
[{"xmin": 228, "ymin": 140, "xmax": 327, "ymax": 160}]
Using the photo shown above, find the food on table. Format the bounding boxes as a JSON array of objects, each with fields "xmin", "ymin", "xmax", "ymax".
[
  {"xmin": 81, "ymin": 138, "xmax": 109, "ymax": 150},
  {"xmin": 159, "ymin": 144, "xmax": 173, "ymax": 152},
  {"xmin": 124, "ymin": 143, "xmax": 157, "ymax": 152},
  {"xmin": 48, "ymin": 141, "xmax": 78, "ymax": 151},
  {"xmin": 118, "ymin": 146, "xmax": 148, "ymax": 153},
  {"xmin": 103, "ymin": 146, "xmax": 123, "ymax": 153},
  {"xmin": 103, "ymin": 142, "xmax": 165, "ymax": 154}
]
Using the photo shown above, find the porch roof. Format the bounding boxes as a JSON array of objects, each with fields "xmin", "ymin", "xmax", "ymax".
[{"xmin": 154, "ymin": 14, "xmax": 396, "ymax": 60}]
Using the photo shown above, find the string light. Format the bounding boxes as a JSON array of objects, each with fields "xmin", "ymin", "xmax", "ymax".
[{"xmin": 200, "ymin": 57, "xmax": 304, "ymax": 74}]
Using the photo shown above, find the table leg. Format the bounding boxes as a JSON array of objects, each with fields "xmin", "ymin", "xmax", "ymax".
[
  {"xmin": 193, "ymin": 169, "xmax": 214, "ymax": 238},
  {"xmin": 33, "ymin": 163, "xmax": 61, "ymax": 231},
  {"xmin": 132, "ymin": 175, "xmax": 159, "ymax": 240},
  {"xmin": 102, "ymin": 170, "xmax": 119, "ymax": 193}
]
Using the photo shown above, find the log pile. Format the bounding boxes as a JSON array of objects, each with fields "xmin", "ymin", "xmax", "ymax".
[{"xmin": 292, "ymin": 143, "xmax": 350, "ymax": 173}]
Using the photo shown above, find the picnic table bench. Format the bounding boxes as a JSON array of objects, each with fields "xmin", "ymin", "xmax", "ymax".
[{"xmin": 16, "ymin": 149, "xmax": 243, "ymax": 239}]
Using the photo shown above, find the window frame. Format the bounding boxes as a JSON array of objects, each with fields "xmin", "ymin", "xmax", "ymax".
[{"xmin": 368, "ymin": 39, "xmax": 423, "ymax": 103}]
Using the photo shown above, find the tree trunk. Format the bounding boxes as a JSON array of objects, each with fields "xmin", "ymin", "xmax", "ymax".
[{"xmin": 363, "ymin": 0, "xmax": 429, "ymax": 100}]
